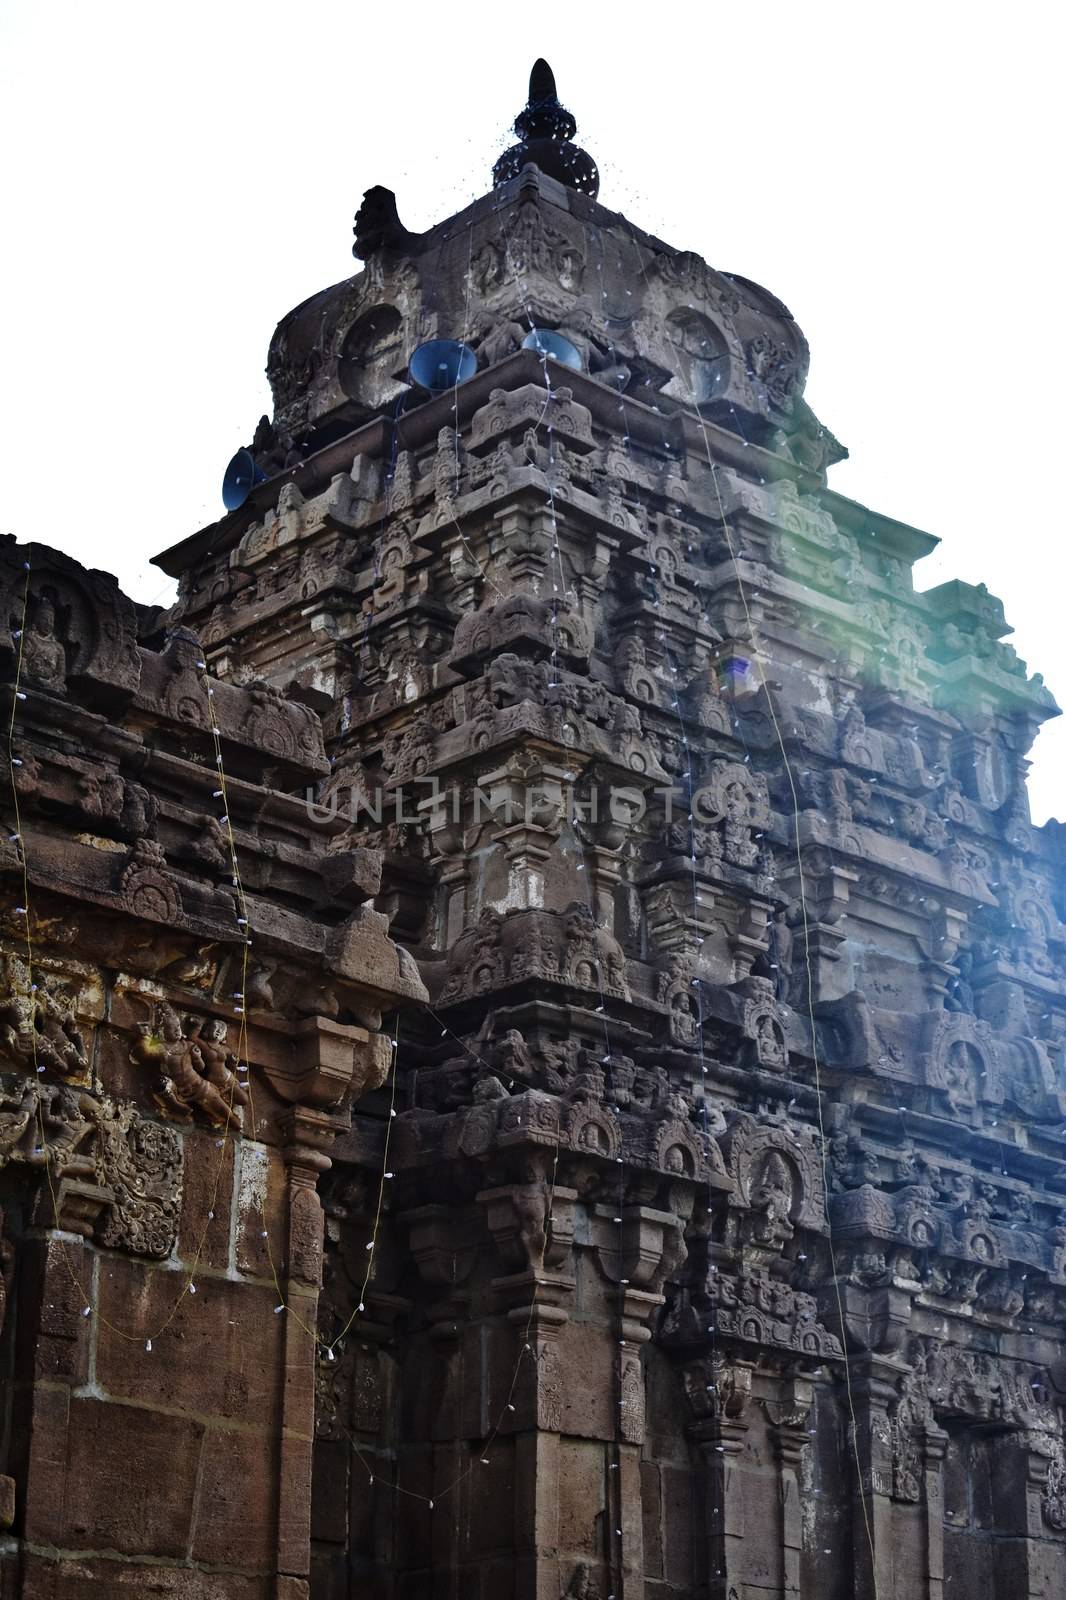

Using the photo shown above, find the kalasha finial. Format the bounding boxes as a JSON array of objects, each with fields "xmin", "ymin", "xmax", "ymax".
[{"xmin": 493, "ymin": 59, "xmax": 599, "ymax": 198}]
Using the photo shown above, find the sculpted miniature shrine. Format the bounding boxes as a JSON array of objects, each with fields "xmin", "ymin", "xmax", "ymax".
[{"xmin": 2, "ymin": 58, "xmax": 1065, "ymax": 1600}]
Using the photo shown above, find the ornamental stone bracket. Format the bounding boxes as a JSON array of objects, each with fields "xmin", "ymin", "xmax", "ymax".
[
  {"xmin": 401, "ymin": 1202, "xmax": 482, "ymax": 1290},
  {"xmin": 824, "ymin": 1278, "xmax": 916, "ymax": 1355},
  {"xmin": 681, "ymin": 1352, "xmax": 755, "ymax": 1428},
  {"xmin": 762, "ymin": 1374, "xmax": 816, "ymax": 1435},
  {"xmin": 251, "ymin": 1012, "xmax": 394, "ymax": 1107},
  {"xmin": 592, "ymin": 1202, "xmax": 687, "ymax": 1309},
  {"xmin": 477, "ymin": 1180, "xmax": 578, "ymax": 1276},
  {"xmin": 111, "ymin": 986, "xmax": 407, "ymax": 1113}
]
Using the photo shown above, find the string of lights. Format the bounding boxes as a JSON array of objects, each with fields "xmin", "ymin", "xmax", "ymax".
[
  {"xmin": 2, "ymin": 552, "xmax": 397, "ymax": 1362},
  {"xmin": 585, "ymin": 241, "xmax": 738, "ymax": 1587},
  {"xmin": 0, "ymin": 122, "xmax": 946, "ymax": 1589},
  {"xmin": 503, "ymin": 224, "xmax": 635, "ymax": 1600},
  {"xmin": 3, "ymin": 558, "xmax": 243, "ymax": 1346},
  {"xmin": 621, "ymin": 232, "xmax": 881, "ymax": 1586},
  {"xmin": 338, "ymin": 191, "xmax": 623, "ymax": 1528},
  {"xmin": 330, "ymin": 191, "xmax": 578, "ymax": 1519}
]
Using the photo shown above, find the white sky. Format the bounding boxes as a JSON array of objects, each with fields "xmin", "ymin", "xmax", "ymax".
[{"xmin": 1, "ymin": 1, "xmax": 1062, "ymax": 822}]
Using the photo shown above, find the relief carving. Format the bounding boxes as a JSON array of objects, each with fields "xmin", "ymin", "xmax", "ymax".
[
  {"xmin": 0, "ymin": 959, "xmax": 88, "ymax": 1079},
  {"xmin": 118, "ymin": 840, "xmax": 182, "ymax": 923},
  {"xmin": 94, "ymin": 1099, "xmax": 183, "ymax": 1258},
  {"xmin": 0, "ymin": 1073, "xmax": 182, "ymax": 1257},
  {"xmin": 0, "ymin": 1078, "xmax": 99, "ymax": 1175},
  {"xmin": 130, "ymin": 1004, "xmax": 249, "ymax": 1129}
]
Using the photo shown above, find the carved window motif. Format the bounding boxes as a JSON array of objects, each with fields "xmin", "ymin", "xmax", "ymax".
[
  {"xmin": 665, "ymin": 308, "xmax": 730, "ymax": 403},
  {"xmin": 338, "ymin": 305, "xmax": 404, "ymax": 397}
]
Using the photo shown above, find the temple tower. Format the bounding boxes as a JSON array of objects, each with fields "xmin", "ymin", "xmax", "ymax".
[
  {"xmin": 5, "ymin": 56, "xmax": 1061, "ymax": 1600},
  {"xmin": 154, "ymin": 57, "xmax": 1066, "ymax": 1600}
]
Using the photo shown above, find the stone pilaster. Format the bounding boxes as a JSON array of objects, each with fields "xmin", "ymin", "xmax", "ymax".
[
  {"xmin": 765, "ymin": 1378, "xmax": 815, "ymax": 1600},
  {"xmin": 920, "ymin": 1424, "xmax": 948, "ymax": 1600},
  {"xmin": 276, "ymin": 1105, "xmax": 341, "ymax": 1586},
  {"xmin": 849, "ymin": 1356, "xmax": 907, "ymax": 1600},
  {"xmin": 683, "ymin": 1358, "xmax": 753, "ymax": 1600}
]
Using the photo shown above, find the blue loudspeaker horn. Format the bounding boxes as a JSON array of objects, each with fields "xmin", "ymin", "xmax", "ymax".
[
  {"xmin": 222, "ymin": 447, "xmax": 267, "ymax": 511},
  {"xmin": 407, "ymin": 339, "xmax": 478, "ymax": 393},
  {"xmin": 522, "ymin": 328, "xmax": 582, "ymax": 370}
]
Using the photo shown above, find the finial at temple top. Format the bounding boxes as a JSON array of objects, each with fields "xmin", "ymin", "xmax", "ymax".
[
  {"xmin": 527, "ymin": 59, "xmax": 558, "ymax": 104},
  {"xmin": 493, "ymin": 59, "xmax": 600, "ymax": 199}
]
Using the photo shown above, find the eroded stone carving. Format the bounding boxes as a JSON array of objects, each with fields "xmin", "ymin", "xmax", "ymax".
[
  {"xmin": 0, "ymin": 958, "xmax": 88, "ymax": 1078},
  {"xmin": 0, "ymin": 1077, "xmax": 98, "ymax": 1174},
  {"xmin": 3, "ymin": 55, "xmax": 1065, "ymax": 1600},
  {"xmin": 130, "ymin": 1004, "xmax": 249, "ymax": 1129},
  {"xmin": 94, "ymin": 1099, "xmax": 184, "ymax": 1258}
]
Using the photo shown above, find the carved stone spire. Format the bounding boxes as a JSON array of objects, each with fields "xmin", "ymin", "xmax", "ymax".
[{"xmin": 493, "ymin": 58, "xmax": 600, "ymax": 198}]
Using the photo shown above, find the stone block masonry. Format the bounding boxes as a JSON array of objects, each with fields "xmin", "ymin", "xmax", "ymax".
[{"xmin": 4, "ymin": 55, "xmax": 1065, "ymax": 1600}]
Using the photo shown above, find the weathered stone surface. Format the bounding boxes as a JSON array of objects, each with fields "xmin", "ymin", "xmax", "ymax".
[
  {"xmin": 0, "ymin": 439, "xmax": 422, "ymax": 1594},
  {"xmin": 20, "ymin": 1559, "xmax": 270, "ymax": 1599},
  {"xmin": 32, "ymin": 1397, "xmax": 203, "ymax": 1555},
  {"xmin": 3, "ymin": 52, "xmax": 1065, "ymax": 1600}
]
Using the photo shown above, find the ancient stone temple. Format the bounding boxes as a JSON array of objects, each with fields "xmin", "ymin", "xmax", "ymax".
[{"xmin": 2, "ymin": 58, "xmax": 1065, "ymax": 1600}]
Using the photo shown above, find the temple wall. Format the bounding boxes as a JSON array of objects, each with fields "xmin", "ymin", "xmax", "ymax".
[
  {"xmin": 0, "ymin": 539, "xmax": 424, "ymax": 1597},
  {"xmin": 4, "ymin": 78, "xmax": 1066, "ymax": 1598}
]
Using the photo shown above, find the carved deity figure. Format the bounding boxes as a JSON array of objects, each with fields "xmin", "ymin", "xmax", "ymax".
[
  {"xmin": 540, "ymin": 1037, "xmax": 579, "ymax": 1092},
  {"xmin": 568, "ymin": 1058, "xmax": 605, "ymax": 1103},
  {"xmin": 750, "ymin": 1151, "xmax": 795, "ymax": 1247},
  {"xmin": 613, "ymin": 634, "xmax": 646, "ymax": 692},
  {"xmin": 472, "ymin": 1073, "xmax": 508, "ymax": 1102},
  {"xmin": 130, "ymin": 1004, "xmax": 249, "ymax": 1129},
  {"xmin": 573, "ymin": 1119, "xmax": 601, "ymax": 1153},
  {"xmin": 0, "ymin": 974, "xmax": 87, "ymax": 1079},
  {"xmin": 496, "ymin": 1029, "xmax": 537, "ymax": 1087},
  {"xmin": 839, "ymin": 701, "xmax": 867, "ymax": 761},
  {"xmin": 187, "ymin": 1015, "xmax": 246, "ymax": 1093},
  {"xmin": 831, "ymin": 1130, "xmax": 880, "ymax": 1190},
  {"xmin": 826, "ymin": 767, "xmax": 851, "ymax": 826},
  {"xmin": 670, "ymin": 989, "xmax": 699, "ymax": 1045},
  {"xmin": 663, "ymin": 1143, "xmax": 687, "ymax": 1175},
  {"xmin": 722, "ymin": 779, "xmax": 757, "ymax": 867},
  {"xmin": 21, "ymin": 592, "xmax": 67, "ymax": 689},
  {"xmin": 0, "ymin": 1078, "xmax": 99, "ymax": 1175},
  {"xmin": 563, "ymin": 1560, "xmax": 601, "ymax": 1598},
  {"xmin": 0, "ymin": 1080, "xmax": 39, "ymax": 1160},
  {"xmin": 943, "ymin": 1040, "xmax": 981, "ymax": 1111},
  {"xmin": 770, "ymin": 907, "xmax": 794, "ymax": 1004},
  {"xmin": 754, "ymin": 1013, "xmax": 787, "ymax": 1069},
  {"xmin": 687, "ymin": 661, "xmax": 728, "ymax": 730},
  {"xmin": 37, "ymin": 1082, "xmax": 99, "ymax": 1171}
]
